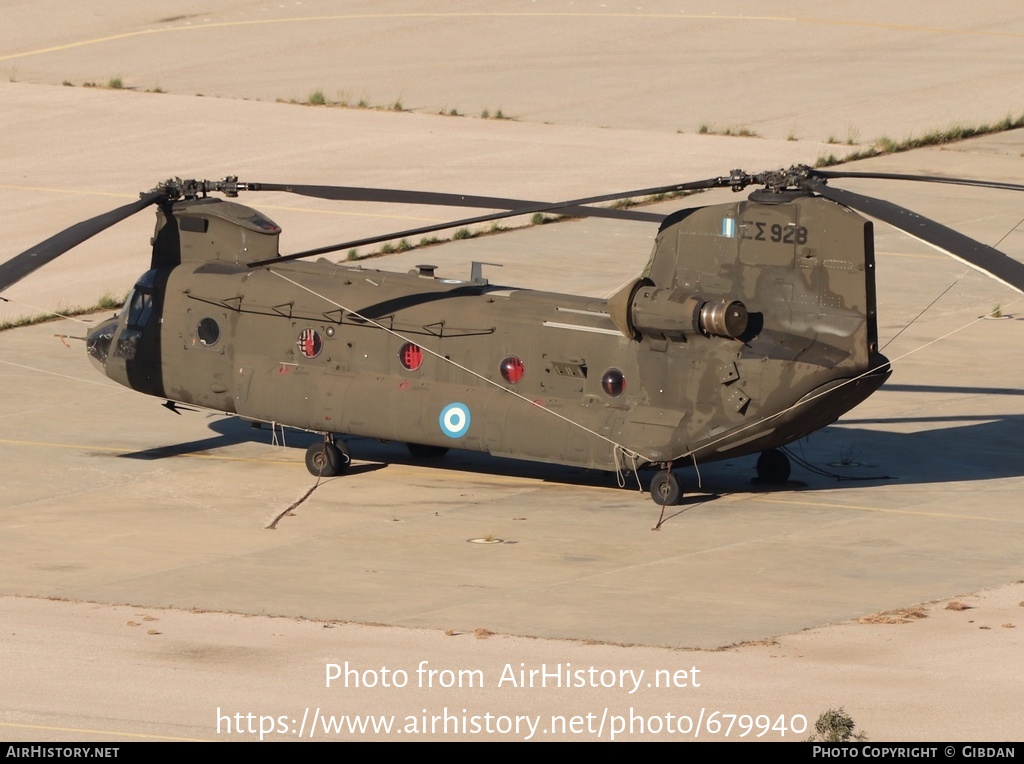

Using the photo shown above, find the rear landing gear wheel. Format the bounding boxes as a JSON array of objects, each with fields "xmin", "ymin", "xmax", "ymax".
[
  {"xmin": 305, "ymin": 439, "xmax": 351, "ymax": 477},
  {"xmin": 406, "ymin": 443, "xmax": 449, "ymax": 459},
  {"xmin": 650, "ymin": 470, "xmax": 682, "ymax": 506},
  {"xmin": 756, "ymin": 448, "xmax": 791, "ymax": 484}
]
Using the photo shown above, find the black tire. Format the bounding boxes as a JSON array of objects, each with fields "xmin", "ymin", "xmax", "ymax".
[
  {"xmin": 756, "ymin": 448, "xmax": 791, "ymax": 484},
  {"xmin": 306, "ymin": 441, "xmax": 350, "ymax": 477},
  {"xmin": 406, "ymin": 443, "xmax": 449, "ymax": 459},
  {"xmin": 333, "ymin": 439, "xmax": 352, "ymax": 474},
  {"xmin": 650, "ymin": 470, "xmax": 682, "ymax": 506}
]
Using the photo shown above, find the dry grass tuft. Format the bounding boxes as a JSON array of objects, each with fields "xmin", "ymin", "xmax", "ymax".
[
  {"xmin": 741, "ymin": 638, "xmax": 781, "ymax": 647},
  {"xmin": 858, "ymin": 607, "xmax": 927, "ymax": 625},
  {"xmin": 807, "ymin": 707, "xmax": 867, "ymax": 742}
]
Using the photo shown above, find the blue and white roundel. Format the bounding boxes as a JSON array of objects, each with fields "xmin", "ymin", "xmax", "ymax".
[{"xmin": 439, "ymin": 402, "xmax": 471, "ymax": 438}]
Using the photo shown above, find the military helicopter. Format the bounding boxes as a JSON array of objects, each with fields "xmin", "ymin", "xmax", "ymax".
[{"xmin": 2, "ymin": 166, "xmax": 1022, "ymax": 506}]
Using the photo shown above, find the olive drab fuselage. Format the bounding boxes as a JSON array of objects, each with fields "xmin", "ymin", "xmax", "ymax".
[{"xmin": 87, "ymin": 192, "xmax": 891, "ymax": 473}]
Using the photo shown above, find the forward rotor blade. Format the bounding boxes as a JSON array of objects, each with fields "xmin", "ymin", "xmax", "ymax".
[
  {"xmin": 247, "ymin": 182, "xmax": 662, "ymax": 223},
  {"xmin": 812, "ymin": 170, "xmax": 1024, "ymax": 194},
  {"xmin": 251, "ymin": 176, "xmax": 728, "ymax": 267},
  {"xmin": 0, "ymin": 191, "xmax": 165, "ymax": 294},
  {"xmin": 806, "ymin": 179, "xmax": 1024, "ymax": 293}
]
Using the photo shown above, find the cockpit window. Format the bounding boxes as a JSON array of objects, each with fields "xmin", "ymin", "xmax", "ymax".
[
  {"xmin": 127, "ymin": 291, "xmax": 154, "ymax": 327},
  {"xmin": 120, "ymin": 289, "xmax": 135, "ymax": 318}
]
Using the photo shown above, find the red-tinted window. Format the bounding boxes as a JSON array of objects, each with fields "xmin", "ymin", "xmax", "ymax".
[
  {"xmin": 500, "ymin": 355, "xmax": 525, "ymax": 384},
  {"xmin": 297, "ymin": 328, "xmax": 323, "ymax": 358},
  {"xmin": 399, "ymin": 342, "xmax": 424, "ymax": 371}
]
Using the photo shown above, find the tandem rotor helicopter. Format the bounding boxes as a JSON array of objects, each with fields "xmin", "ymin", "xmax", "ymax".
[{"xmin": 2, "ymin": 166, "xmax": 1023, "ymax": 506}]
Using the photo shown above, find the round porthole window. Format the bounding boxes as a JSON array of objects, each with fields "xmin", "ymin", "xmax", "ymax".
[
  {"xmin": 399, "ymin": 342, "xmax": 424, "ymax": 371},
  {"xmin": 500, "ymin": 355, "xmax": 525, "ymax": 384},
  {"xmin": 197, "ymin": 317, "xmax": 220, "ymax": 346},
  {"xmin": 601, "ymin": 368, "xmax": 626, "ymax": 397},
  {"xmin": 297, "ymin": 328, "xmax": 323, "ymax": 359}
]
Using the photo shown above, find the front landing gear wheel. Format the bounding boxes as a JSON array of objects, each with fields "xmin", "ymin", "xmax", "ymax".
[
  {"xmin": 650, "ymin": 470, "xmax": 682, "ymax": 506},
  {"xmin": 305, "ymin": 439, "xmax": 351, "ymax": 477},
  {"xmin": 756, "ymin": 448, "xmax": 791, "ymax": 484}
]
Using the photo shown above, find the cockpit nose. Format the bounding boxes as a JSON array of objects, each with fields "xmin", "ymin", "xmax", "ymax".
[{"xmin": 86, "ymin": 317, "xmax": 119, "ymax": 374}]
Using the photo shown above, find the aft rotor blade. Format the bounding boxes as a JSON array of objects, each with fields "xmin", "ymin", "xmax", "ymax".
[
  {"xmin": 812, "ymin": 170, "xmax": 1024, "ymax": 194},
  {"xmin": 807, "ymin": 179, "xmax": 1024, "ymax": 293},
  {"xmin": 0, "ymin": 191, "xmax": 165, "ymax": 294},
  {"xmin": 248, "ymin": 182, "xmax": 661, "ymax": 223},
  {"xmin": 251, "ymin": 176, "xmax": 728, "ymax": 266}
]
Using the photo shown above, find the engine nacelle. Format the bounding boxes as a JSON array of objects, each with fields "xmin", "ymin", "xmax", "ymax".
[{"xmin": 607, "ymin": 279, "xmax": 748, "ymax": 341}]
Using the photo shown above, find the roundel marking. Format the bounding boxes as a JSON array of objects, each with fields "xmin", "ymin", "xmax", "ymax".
[{"xmin": 439, "ymin": 402, "xmax": 471, "ymax": 439}]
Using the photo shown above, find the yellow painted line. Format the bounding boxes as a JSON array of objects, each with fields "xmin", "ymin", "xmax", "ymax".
[
  {"xmin": 876, "ymin": 250, "xmax": 945, "ymax": 260},
  {"xmin": 2, "ymin": 13, "xmax": 1020, "ymax": 63},
  {"xmin": 753, "ymin": 495, "xmax": 1009, "ymax": 523},
  {"xmin": 0, "ymin": 436, "xmax": 617, "ymax": 491},
  {"xmin": 0, "ymin": 360, "xmax": 114, "ymax": 387},
  {"xmin": 257, "ymin": 203, "xmax": 445, "ymax": 223},
  {"xmin": 0, "ymin": 184, "xmax": 138, "ymax": 200},
  {"xmin": 0, "ymin": 437, "xmax": 298, "ymax": 465},
  {"xmin": 796, "ymin": 17, "xmax": 1024, "ymax": 37},
  {"xmin": 385, "ymin": 461, "xmax": 588, "ymax": 489},
  {"xmin": 0, "ymin": 720, "xmax": 205, "ymax": 741}
]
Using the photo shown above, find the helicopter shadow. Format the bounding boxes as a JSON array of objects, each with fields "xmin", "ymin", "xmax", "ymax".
[
  {"xmin": 115, "ymin": 380, "xmax": 1024, "ymax": 498},
  {"xmin": 117, "ymin": 416, "xmax": 257, "ymax": 460},
  {"xmin": 117, "ymin": 415, "xmax": 651, "ymax": 492},
  {"xmin": 116, "ymin": 417, "xmax": 383, "ymax": 477},
  {"xmin": 701, "ymin": 382, "xmax": 1024, "ymax": 494}
]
